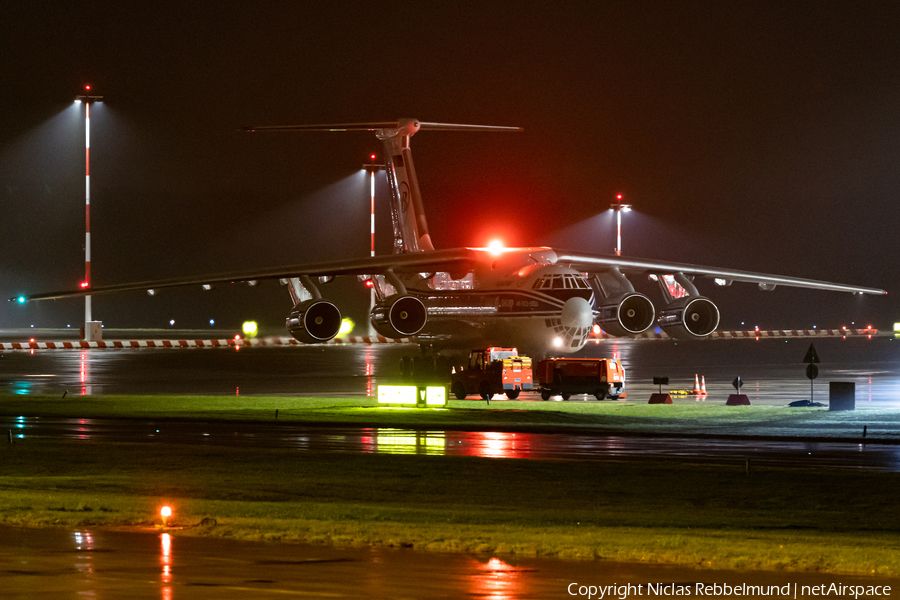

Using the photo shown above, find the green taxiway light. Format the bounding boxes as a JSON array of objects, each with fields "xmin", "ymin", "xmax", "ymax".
[{"xmin": 17, "ymin": 296, "xmax": 26, "ymax": 304}]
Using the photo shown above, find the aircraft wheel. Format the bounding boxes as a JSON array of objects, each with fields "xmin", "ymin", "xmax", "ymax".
[
  {"xmin": 410, "ymin": 356, "xmax": 426, "ymax": 379},
  {"xmin": 561, "ymin": 392, "xmax": 571, "ymax": 401},
  {"xmin": 594, "ymin": 389, "xmax": 607, "ymax": 401},
  {"xmin": 540, "ymin": 390, "xmax": 551, "ymax": 401},
  {"xmin": 505, "ymin": 389, "xmax": 520, "ymax": 400},
  {"xmin": 436, "ymin": 356, "xmax": 451, "ymax": 380},
  {"xmin": 479, "ymin": 381, "xmax": 494, "ymax": 400},
  {"xmin": 399, "ymin": 356, "xmax": 411, "ymax": 380},
  {"xmin": 452, "ymin": 381, "xmax": 467, "ymax": 400}
]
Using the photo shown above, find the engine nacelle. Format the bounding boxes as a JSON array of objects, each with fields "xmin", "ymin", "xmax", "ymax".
[
  {"xmin": 658, "ymin": 296, "xmax": 720, "ymax": 339},
  {"xmin": 594, "ymin": 292, "xmax": 656, "ymax": 336},
  {"xmin": 285, "ymin": 299, "xmax": 342, "ymax": 343},
  {"xmin": 371, "ymin": 295, "xmax": 427, "ymax": 338}
]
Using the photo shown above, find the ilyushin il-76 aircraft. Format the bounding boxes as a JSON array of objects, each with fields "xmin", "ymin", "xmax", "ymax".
[{"xmin": 13, "ymin": 119, "xmax": 886, "ymax": 366}]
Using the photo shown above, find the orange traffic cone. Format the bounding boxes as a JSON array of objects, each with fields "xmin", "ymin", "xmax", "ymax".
[
  {"xmin": 700, "ymin": 375, "xmax": 708, "ymax": 397},
  {"xmin": 692, "ymin": 374, "xmax": 701, "ymax": 395}
]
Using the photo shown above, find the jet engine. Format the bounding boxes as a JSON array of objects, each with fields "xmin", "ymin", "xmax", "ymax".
[
  {"xmin": 594, "ymin": 292, "xmax": 656, "ymax": 336},
  {"xmin": 657, "ymin": 296, "xmax": 720, "ymax": 339},
  {"xmin": 371, "ymin": 295, "xmax": 427, "ymax": 338},
  {"xmin": 285, "ymin": 299, "xmax": 342, "ymax": 343}
]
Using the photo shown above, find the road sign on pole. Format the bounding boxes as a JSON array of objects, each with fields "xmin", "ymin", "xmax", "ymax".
[
  {"xmin": 732, "ymin": 376, "xmax": 743, "ymax": 390},
  {"xmin": 803, "ymin": 343, "xmax": 820, "ymax": 364},
  {"xmin": 803, "ymin": 343, "xmax": 820, "ymax": 403}
]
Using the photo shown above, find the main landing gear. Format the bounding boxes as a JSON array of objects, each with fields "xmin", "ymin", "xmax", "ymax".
[{"xmin": 399, "ymin": 354, "xmax": 451, "ymax": 382}]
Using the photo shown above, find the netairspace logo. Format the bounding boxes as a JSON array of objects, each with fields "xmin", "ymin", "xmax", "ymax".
[{"xmin": 567, "ymin": 582, "xmax": 893, "ymax": 599}]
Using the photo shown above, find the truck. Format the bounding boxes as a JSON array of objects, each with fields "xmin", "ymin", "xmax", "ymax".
[
  {"xmin": 450, "ymin": 347, "xmax": 533, "ymax": 400},
  {"xmin": 536, "ymin": 357, "xmax": 626, "ymax": 401}
]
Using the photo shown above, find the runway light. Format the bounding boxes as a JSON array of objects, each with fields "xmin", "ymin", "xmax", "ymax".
[
  {"xmin": 209, "ymin": 319, "xmax": 215, "ymax": 325},
  {"xmin": 169, "ymin": 320, "xmax": 175, "ymax": 326},
  {"xmin": 242, "ymin": 321, "xmax": 258, "ymax": 337},
  {"xmin": 592, "ymin": 324, "xmax": 601, "ymax": 335},
  {"xmin": 160, "ymin": 505, "xmax": 172, "ymax": 526}
]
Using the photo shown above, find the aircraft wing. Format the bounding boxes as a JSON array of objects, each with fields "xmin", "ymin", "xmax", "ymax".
[
  {"xmin": 11, "ymin": 248, "xmax": 478, "ymax": 302},
  {"xmin": 555, "ymin": 250, "xmax": 886, "ymax": 295}
]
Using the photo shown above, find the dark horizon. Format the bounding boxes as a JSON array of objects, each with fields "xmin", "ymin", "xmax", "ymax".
[{"xmin": 1, "ymin": 2, "xmax": 896, "ymax": 334}]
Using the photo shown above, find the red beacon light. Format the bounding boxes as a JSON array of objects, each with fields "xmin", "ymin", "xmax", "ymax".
[
  {"xmin": 487, "ymin": 239, "xmax": 505, "ymax": 256},
  {"xmin": 79, "ymin": 281, "xmax": 89, "ymax": 289},
  {"xmin": 364, "ymin": 279, "xmax": 375, "ymax": 288}
]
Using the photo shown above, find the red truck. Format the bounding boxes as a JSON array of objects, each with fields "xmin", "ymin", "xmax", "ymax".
[
  {"xmin": 451, "ymin": 347, "xmax": 533, "ymax": 400},
  {"xmin": 536, "ymin": 358, "xmax": 626, "ymax": 401}
]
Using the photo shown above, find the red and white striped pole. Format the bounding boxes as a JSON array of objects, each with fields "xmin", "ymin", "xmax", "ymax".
[
  {"xmin": 76, "ymin": 85, "xmax": 102, "ymax": 340},
  {"xmin": 610, "ymin": 194, "xmax": 632, "ymax": 257},
  {"xmin": 85, "ymin": 98, "xmax": 91, "ymax": 324},
  {"xmin": 370, "ymin": 159, "xmax": 376, "ymax": 259}
]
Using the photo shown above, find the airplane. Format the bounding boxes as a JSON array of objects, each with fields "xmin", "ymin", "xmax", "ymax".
[{"xmin": 10, "ymin": 118, "xmax": 886, "ymax": 375}]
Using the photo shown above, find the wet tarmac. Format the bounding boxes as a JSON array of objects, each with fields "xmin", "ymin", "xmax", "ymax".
[
  {"xmin": 3, "ymin": 526, "xmax": 897, "ymax": 600},
  {"xmin": 1, "ymin": 335, "xmax": 899, "ymax": 405},
  {"xmin": 3, "ymin": 416, "xmax": 900, "ymax": 471}
]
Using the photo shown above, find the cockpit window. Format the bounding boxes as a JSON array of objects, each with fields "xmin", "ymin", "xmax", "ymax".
[{"xmin": 534, "ymin": 274, "xmax": 590, "ymax": 290}]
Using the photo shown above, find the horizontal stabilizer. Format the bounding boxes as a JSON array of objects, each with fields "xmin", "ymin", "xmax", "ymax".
[{"xmin": 242, "ymin": 120, "xmax": 522, "ymax": 133}]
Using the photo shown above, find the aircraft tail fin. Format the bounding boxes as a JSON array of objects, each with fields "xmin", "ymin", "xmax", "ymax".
[{"xmin": 243, "ymin": 119, "xmax": 522, "ymax": 254}]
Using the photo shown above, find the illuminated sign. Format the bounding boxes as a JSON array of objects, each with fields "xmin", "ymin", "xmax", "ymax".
[
  {"xmin": 377, "ymin": 385, "xmax": 447, "ymax": 407},
  {"xmin": 894, "ymin": 323, "xmax": 900, "ymax": 334},
  {"xmin": 425, "ymin": 386, "xmax": 446, "ymax": 406},
  {"xmin": 378, "ymin": 386, "xmax": 417, "ymax": 405}
]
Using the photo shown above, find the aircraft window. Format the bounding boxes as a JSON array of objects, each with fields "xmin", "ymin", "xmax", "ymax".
[
  {"xmin": 563, "ymin": 277, "xmax": 573, "ymax": 289},
  {"xmin": 552, "ymin": 276, "xmax": 565, "ymax": 289}
]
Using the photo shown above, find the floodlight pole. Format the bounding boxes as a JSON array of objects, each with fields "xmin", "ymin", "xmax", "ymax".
[
  {"xmin": 75, "ymin": 87, "xmax": 103, "ymax": 340},
  {"xmin": 363, "ymin": 157, "xmax": 386, "ymax": 334},
  {"xmin": 610, "ymin": 197, "xmax": 632, "ymax": 257}
]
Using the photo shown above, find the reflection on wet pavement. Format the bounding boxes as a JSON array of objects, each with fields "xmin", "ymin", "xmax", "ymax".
[
  {"xmin": 2, "ymin": 526, "xmax": 897, "ymax": 599},
  {"xmin": 3, "ymin": 416, "xmax": 899, "ymax": 471},
  {"xmin": 2, "ymin": 337, "xmax": 900, "ymax": 404}
]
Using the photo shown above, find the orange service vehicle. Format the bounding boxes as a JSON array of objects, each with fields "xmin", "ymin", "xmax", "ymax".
[
  {"xmin": 451, "ymin": 347, "xmax": 533, "ymax": 400},
  {"xmin": 536, "ymin": 357, "xmax": 625, "ymax": 401}
]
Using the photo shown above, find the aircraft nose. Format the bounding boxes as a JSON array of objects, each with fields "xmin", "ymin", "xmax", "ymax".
[{"xmin": 561, "ymin": 297, "xmax": 593, "ymax": 330}]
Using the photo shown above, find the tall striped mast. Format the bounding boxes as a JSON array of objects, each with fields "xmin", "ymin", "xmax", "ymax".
[
  {"xmin": 364, "ymin": 154, "xmax": 385, "ymax": 335},
  {"xmin": 75, "ymin": 85, "xmax": 102, "ymax": 339}
]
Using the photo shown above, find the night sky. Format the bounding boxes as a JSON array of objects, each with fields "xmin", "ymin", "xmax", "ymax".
[{"xmin": 1, "ymin": 2, "xmax": 898, "ymax": 335}]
